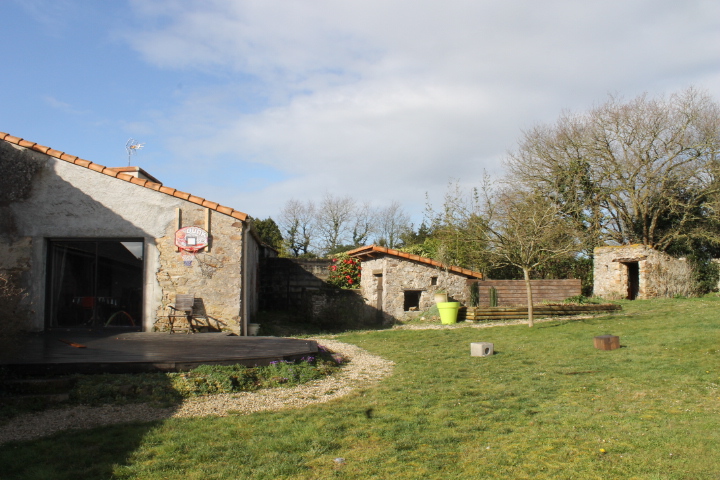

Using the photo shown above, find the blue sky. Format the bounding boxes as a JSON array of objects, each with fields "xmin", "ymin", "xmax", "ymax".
[{"xmin": 2, "ymin": 0, "xmax": 719, "ymax": 224}]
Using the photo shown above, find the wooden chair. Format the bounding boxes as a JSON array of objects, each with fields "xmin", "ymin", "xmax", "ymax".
[{"xmin": 167, "ymin": 294, "xmax": 197, "ymax": 333}]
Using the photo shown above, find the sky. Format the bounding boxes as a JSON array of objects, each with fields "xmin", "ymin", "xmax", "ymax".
[{"xmin": 1, "ymin": 0, "xmax": 719, "ymax": 226}]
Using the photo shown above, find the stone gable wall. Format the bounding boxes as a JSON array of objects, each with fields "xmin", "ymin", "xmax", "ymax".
[{"xmin": 359, "ymin": 255, "xmax": 473, "ymax": 320}]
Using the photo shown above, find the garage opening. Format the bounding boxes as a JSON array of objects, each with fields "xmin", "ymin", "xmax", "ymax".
[
  {"xmin": 403, "ymin": 290, "xmax": 422, "ymax": 311},
  {"xmin": 46, "ymin": 239, "xmax": 144, "ymax": 330}
]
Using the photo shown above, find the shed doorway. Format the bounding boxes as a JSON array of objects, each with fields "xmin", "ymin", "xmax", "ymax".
[
  {"xmin": 624, "ymin": 261, "xmax": 640, "ymax": 300},
  {"xmin": 46, "ymin": 239, "xmax": 144, "ymax": 330}
]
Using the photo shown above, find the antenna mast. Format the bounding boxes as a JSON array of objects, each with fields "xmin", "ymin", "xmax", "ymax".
[{"xmin": 125, "ymin": 138, "xmax": 145, "ymax": 166}]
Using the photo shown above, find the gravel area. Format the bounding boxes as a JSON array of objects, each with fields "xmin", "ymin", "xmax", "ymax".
[{"xmin": 0, "ymin": 339, "xmax": 394, "ymax": 444}]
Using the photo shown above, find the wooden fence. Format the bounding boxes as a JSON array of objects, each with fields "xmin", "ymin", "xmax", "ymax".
[{"xmin": 468, "ymin": 279, "xmax": 581, "ymax": 307}]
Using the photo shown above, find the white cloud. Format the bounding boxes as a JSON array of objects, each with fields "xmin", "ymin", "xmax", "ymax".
[{"xmin": 124, "ymin": 0, "xmax": 720, "ymax": 220}]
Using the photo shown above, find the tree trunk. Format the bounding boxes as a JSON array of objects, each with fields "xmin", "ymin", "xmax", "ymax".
[{"xmin": 523, "ymin": 268, "xmax": 534, "ymax": 327}]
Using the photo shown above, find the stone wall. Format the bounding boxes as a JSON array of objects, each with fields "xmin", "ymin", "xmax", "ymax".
[
  {"xmin": 154, "ymin": 209, "xmax": 246, "ymax": 333},
  {"xmin": 359, "ymin": 256, "xmax": 473, "ymax": 321},
  {"xmin": 593, "ymin": 244, "xmax": 689, "ymax": 300}
]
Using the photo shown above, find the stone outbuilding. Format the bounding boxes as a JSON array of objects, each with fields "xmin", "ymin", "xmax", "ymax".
[
  {"xmin": 0, "ymin": 132, "xmax": 267, "ymax": 335},
  {"xmin": 347, "ymin": 245, "xmax": 483, "ymax": 320},
  {"xmin": 593, "ymin": 244, "xmax": 690, "ymax": 300}
]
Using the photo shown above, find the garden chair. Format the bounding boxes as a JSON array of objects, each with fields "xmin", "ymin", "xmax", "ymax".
[{"xmin": 167, "ymin": 294, "xmax": 198, "ymax": 333}]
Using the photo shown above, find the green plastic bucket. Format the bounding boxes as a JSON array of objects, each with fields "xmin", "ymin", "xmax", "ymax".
[{"xmin": 437, "ymin": 301, "xmax": 460, "ymax": 324}]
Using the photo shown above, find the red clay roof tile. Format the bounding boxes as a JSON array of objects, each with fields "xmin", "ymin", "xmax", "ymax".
[
  {"xmin": 0, "ymin": 131, "xmax": 250, "ymax": 222},
  {"xmin": 32, "ymin": 144, "xmax": 50, "ymax": 154},
  {"xmin": 46, "ymin": 148, "xmax": 64, "ymax": 158},
  {"xmin": 128, "ymin": 177, "xmax": 148, "ymax": 186}
]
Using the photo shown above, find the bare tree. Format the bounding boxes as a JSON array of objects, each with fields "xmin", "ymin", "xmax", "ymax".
[
  {"xmin": 351, "ymin": 201, "xmax": 376, "ymax": 247},
  {"xmin": 316, "ymin": 193, "xmax": 355, "ymax": 254},
  {"xmin": 506, "ymin": 87, "xmax": 720, "ymax": 252},
  {"xmin": 278, "ymin": 199, "xmax": 315, "ymax": 257},
  {"xmin": 480, "ymin": 186, "xmax": 580, "ymax": 327},
  {"xmin": 375, "ymin": 201, "xmax": 411, "ymax": 249},
  {"xmin": 425, "ymin": 181, "xmax": 489, "ymax": 271}
]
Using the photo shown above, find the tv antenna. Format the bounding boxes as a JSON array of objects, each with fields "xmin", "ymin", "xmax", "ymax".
[{"xmin": 125, "ymin": 138, "xmax": 145, "ymax": 166}]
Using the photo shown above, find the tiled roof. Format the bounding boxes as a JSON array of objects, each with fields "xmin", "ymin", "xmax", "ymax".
[
  {"xmin": 346, "ymin": 245, "xmax": 483, "ymax": 279},
  {"xmin": 0, "ymin": 132, "xmax": 248, "ymax": 222}
]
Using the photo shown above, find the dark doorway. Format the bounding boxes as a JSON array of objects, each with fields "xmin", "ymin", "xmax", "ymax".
[
  {"xmin": 403, "ymin": 290, "xmax": 422, "ymax": 311},
  {"xmin": 625, "ymin": 262, "xmax": 639, "ymax": 300},
  {"xmin": 46, "ymin": 240, "xmax": 144, "ymax": 330}
]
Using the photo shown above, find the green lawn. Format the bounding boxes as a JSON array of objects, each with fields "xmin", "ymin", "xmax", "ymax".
[{"xmin": 1, "ymin": 297, "xmax": 719, "ymax": 479}]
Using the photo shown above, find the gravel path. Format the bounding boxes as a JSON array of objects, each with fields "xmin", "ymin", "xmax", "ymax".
[{"xmin": 0, "ymin": 339, "xmax": 394, "ymax": 444}]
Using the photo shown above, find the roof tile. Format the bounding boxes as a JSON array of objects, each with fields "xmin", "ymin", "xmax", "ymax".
[
  {"xmin": 31, "ymin": 144, "xmax": 50, "ymax": 154},
  {"xmin": 129, "ymin": 177, "xmax": 148, "ymax": 186},
  {"xmin": 74, "ymin": 158, "xmax": 91, "ymax": 168}
]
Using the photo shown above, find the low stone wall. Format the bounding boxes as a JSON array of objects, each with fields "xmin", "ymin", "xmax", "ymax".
[
  {"xmin": 259, "ymin": 258, "xmax": 332, "ymax": 310},
  {"xmin": 259, "ymin": 258, "xmax": 384, "ymax": 329}
]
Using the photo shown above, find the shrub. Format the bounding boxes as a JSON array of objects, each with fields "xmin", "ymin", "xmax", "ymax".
[
  {"xmin": 327, "ymin": 253, "xmax": 361, "ymax": 289},
  {"xmin": 69, "ymin": 345, "xmax": 347, "ymax": 405}
]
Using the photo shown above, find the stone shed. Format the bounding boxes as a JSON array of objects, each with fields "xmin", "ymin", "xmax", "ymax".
[
  {"xmin": 593, "ymin": 244, "xmax": 689, "ymax": 300},
  {"xmin": 347, "ymin": 245, "xmax": 483, "ymax": 320},
  {"xmin": 0, "ymin": 131, "xmax": 267, "ymax": 335}
]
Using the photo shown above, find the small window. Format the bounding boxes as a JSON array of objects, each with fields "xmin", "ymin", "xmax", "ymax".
[
  {"xmin": 404, "ymin": 290, "xmax": 422, "ymax": 311},
  {"xmin": 430, "ymin": 276, "xmax": 438, "ymax": 286}
]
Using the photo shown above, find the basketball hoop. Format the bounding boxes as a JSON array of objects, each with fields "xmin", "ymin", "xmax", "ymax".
[
  {"xmin": 175, "ymin": 227, "xmax": 209, "ymax": 267},
  {"xmin": 180, "ymin": 246, "xmax": 202, "ymax": 267}
]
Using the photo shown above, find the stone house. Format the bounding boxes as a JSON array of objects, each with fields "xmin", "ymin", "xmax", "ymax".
[
  {"xmin": 0, "ymin": 131, "xmax": 266, "ymax": 335},
  {"xmin": 347, "ymin": 245, "xmax": 483, "ymax": 320},
  {"xmin": 593, "ymin": 244, "xmax": 690, "ymax": 300}
]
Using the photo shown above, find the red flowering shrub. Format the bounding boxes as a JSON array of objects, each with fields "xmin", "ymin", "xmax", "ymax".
[{"xmin": 327, "ymin": 253, "xmax": 361, "ymax": 289}]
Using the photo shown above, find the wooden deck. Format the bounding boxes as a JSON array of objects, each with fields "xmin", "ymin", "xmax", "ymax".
[{"xmin": 0, "ymin": 331, "xmax": 318, "ymax": 375}]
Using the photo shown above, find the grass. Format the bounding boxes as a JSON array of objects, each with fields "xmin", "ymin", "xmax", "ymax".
[{"xmin": 1, "ymin": 297, "xmax": 719, "ymax": 479}]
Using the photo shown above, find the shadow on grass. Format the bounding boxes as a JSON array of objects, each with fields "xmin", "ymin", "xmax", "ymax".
[{"xmin": 0, "ymin": 420, "xmax": 160, "ymax": 480}]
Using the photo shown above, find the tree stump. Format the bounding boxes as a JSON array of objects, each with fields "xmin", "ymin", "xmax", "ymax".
[{"xmin": 594, "ymin": 335, "xmax": 620, "ymax": 350}]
